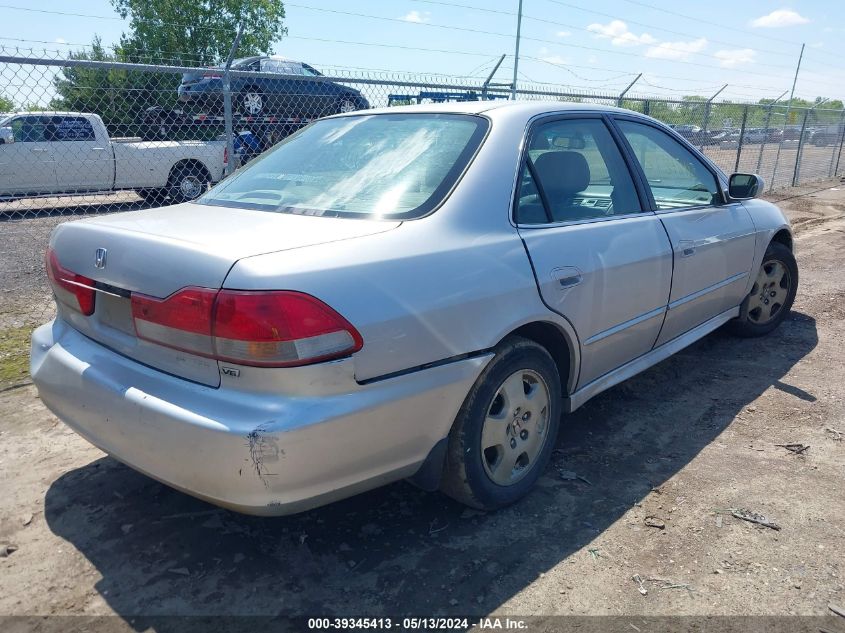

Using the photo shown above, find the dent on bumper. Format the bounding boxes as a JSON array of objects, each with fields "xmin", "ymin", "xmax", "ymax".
[{"xmin": 30, "ymin": 320, "xmax": 490, "ymax": 515}]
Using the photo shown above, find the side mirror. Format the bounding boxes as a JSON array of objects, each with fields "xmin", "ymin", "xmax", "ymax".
[
  {"xmin": 0, "ymin": 127, "xmax": 14, "ymax": 144},
  {"xmin": 728, "ymin": 173, "xmax": 763, "ymax": 200}
]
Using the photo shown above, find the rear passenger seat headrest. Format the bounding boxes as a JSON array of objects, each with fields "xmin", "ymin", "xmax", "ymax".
[{"xmin": 533, "ymin": 151, "xmax": 590, "ymax": 197}]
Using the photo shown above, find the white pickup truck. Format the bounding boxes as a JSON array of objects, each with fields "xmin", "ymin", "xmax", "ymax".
[{"xmin": 0, "ymin": 112, "xmax": 227, "ymax": 203}]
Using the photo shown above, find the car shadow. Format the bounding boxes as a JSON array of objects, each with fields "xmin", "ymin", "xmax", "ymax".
[{"xmin": 43, "ymin": 312, "xmax": 818, "ymax": 623}]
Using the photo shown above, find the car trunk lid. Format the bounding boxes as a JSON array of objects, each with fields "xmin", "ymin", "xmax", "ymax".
[{"xmin": 49, "ymin": 202, "xmax": 399, "ymax": 386}]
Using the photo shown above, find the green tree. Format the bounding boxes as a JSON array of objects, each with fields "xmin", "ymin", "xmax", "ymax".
[
  {"xmin": 51, "ymin": 1, "xmax": 286, "ymax": 135},
  {"xmin": 51, "ymin": 37, "xmax": 138, "ymax": 130},
  {"xmin": 111, "ymin": 0, "xmax": 286, "ymax": 66},
  {"xmin": 0, "ymin": 93, "xmax": 13, "ymax": 113}
]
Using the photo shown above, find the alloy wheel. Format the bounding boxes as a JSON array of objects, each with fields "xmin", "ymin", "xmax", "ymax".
[
  {"xmin": 747, "ymin": 259, "xmax": 791, "ymax": 324},
  {"xmin": 480, "ymin": 369, "xmax": 551, "ymax": 486},
  {"xmin": 179, "ymin": 175, "xmax": 203, "ymax": 200},
  {"xmin": 242, "ymin": 92, "xmax": 263, "ymax": 116},
  {"xmin": 339, "ymin": 99, "xmax": 357, "ymax": 113}
]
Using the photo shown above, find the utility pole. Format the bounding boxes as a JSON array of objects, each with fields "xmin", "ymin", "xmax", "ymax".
[
  {"xmin": 770, "ymin": 43, "xmax": 804, "ymax": 191},
  {"xmin": 511, "ymin": 0, "xmax": 523, "ymax": 100},
  {"xmin": 616, "ymin": 73, "xmax": 642, "ymax": 108}
]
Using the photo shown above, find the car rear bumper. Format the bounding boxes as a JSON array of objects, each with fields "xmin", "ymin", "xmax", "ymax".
[{"xmin": 31, "ymin": 320, "xmax": 490, "ymax": 515}]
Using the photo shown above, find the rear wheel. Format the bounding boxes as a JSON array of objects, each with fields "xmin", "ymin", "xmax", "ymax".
[
  {"xmin": 168, "ymin": 165, "xmax": 209, "ymax": 203},
  {"xmin": 729, "ymin": 241, "xmax": 798, "ymax": 337},
  {"xmin": 240, "ymin": 90, "xmax": 264, "ymax": 116},
  {"xmin": 441, "ymin": 336, "xmax": 562, "ymax": 510},
  {"xmin": 337, "ymin": 97, "xmax": 359, "ymax": 114}
]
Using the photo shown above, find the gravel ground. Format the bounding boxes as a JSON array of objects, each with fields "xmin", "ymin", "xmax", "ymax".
[{"xmin": 1, "ymin": 180, "xmax": 844, "ymax": 627}]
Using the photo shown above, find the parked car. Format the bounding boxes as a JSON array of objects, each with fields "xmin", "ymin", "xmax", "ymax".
[
  {"xmin": 741, "ymin": 128, "xmax": 770, "ymax": 144},
  {"xmin": 178, "ymin": 55, "xmax": 370, "ymax": 119},
  {"xmin": 765, "ymin": 127, "xmax": 784, "ymax": 143},
  {"xmin": 715, "ymin": 131, "xmax": 742, "ymax": 149},
  {"xmin": 31, "ymin": 102, "xmax": 797, "ymax": 515},
  {"xmin": 809, "ymin": 124, "xmax": 844, "ymax": 146},
  {"xmin": 668, "ymin": 124, "xmax": 721, "ymax": 146},
  {"xmin": 0, "ymin": 112, "xmax": 227, "ymax": 203},
  {"xmin": 781, "ymin": 126, "xmax": 811, "ymax": 142}
]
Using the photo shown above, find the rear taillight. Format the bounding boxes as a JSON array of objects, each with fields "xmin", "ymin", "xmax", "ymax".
[
  {"xmin": 45, "ymin": 248, "xmax": 96, "ymax": 316},
  {"xmin": 131, "ymin": 288, "xmax": 363, "ymax": 367},
  {"xmin": 223, "ymin": 146, "xmax": 229, "ymax": 166},
  {"xmin": 132, "ymin": 287, "xmax": 217, "ymax": 357}
]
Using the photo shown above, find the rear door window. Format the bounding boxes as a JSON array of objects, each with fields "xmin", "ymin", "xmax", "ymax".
[
  {"xmin": 515, "ymin": 118, "xmax": 642, "ymax": 224},
  {"xmin": 50, "ymin": 117, "xmax": 96, "ymax": 141}
]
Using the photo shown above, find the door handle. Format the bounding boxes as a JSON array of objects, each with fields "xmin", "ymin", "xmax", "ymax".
[
  {"xmin": 550, "ymin": 266, "xmax": 583, "ymax": 289},
  {"xmin": 679, "ymin": 240, "xmax": 696, "ymax": 257},
  {"xmin": 30, "ymin": 148, "xmax": 49, "ymax": 153},
  {"xmin": 91, "ymin": 147, "xmax": 106, "ymax": 151}
]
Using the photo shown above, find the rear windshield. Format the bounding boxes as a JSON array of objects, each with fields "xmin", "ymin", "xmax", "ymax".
[{"xmin": 199, "ymin": 113, "xmax": 489, "ymax": 219}]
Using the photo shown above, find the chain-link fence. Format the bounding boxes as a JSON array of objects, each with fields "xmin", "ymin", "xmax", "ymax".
[{"xmin": 2, "ymin": 49, "xmax": 845, "ymax": 330}]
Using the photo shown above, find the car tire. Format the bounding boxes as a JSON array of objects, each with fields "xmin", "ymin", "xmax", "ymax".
[
  {"xmin": 440, "ymin": 336, "xmax": 562, "ymax": 510},
  {"xmin": 168, "ymin": 165, "xmax": 210, "ymax": 203},
  {"xmin": 240, "ymin": 90, "xmax": 264, "ymax": 117},
  {"xmin": 337, "ymin": 97, "xmax": 359, "ymax": 114},
  {"xmin": 729, "ymin": 241, "xmax": 798, "ymax": 338}
]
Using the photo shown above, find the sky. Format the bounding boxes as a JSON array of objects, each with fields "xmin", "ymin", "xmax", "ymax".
[{"xmin": 1, "ymin": 0, "xmax": 843, "ymax": 104}]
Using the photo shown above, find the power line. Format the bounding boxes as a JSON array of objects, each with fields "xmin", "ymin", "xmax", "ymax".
[
  {"xmin": 285, "ymin": 35, "xmax": 500, "ymax": 58},
  {"xmin": 285, "ymin": 3, "xmax": 808, "ymax": 78},
  {"xmin": 414, "ymin": 0, "xmax": 797, "ymax": 61}
]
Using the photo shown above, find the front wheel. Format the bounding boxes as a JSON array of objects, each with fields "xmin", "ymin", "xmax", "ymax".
[
  {"xmin": 440, "ymin": 336, "xmax": 562, "ymax": 510},
  {"xmin": 729, "ymin": 241, "xmax": 798, "ymax": 337}
]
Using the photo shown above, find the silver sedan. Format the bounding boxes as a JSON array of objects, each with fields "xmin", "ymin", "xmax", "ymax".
[{"xmin": 31, "ymin": 101, "xmax": 797, "ymax": 515}]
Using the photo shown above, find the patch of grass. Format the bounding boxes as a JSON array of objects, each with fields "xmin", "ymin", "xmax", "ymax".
[{"xmin": 0, "ymin": 325, "xmax": 33, "ymax": 386}]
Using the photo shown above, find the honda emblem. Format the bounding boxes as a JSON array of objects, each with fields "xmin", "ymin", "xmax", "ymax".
[{"xmin": 94, "ymin": 248, "xmax": 107, "ymax": 269}]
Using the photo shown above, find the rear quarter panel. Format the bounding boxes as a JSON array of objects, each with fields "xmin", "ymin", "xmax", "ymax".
[{"xmin": 224, "ymin": 217, "xmax": 568, "ymax": 382}]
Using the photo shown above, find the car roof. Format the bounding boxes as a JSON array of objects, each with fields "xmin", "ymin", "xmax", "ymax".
[{"xmin": 336, "ymin": 100, "xmax": 646, "ymax": 119}]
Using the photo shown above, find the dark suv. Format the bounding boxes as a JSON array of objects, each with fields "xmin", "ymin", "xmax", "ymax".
[{"xmin": 178, "ymin": 56, "xmax": 369, "ymax": 120}]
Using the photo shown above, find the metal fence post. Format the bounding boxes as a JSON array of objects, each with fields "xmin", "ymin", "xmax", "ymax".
[
  {"xmin": 828, "ymin": 110, "xmax": 845, "ymax": 178},
  {"xmin": 735, "ymin": 105, "xmax": 749, "ymax": 173},
  {"xmin": 700, "ymin": 102, "xmax": 711, "ymax": 151},
  {"xmin": 756, "ymin": 105, "xmax": 773, "ymax": 175},
  {"xmin": 792, "ymin": 109, "xmax": 810, "ymax": 186},
  {"xmin": 700, "ymin": 84, "xmax": 727, "ymax": 151},
  {"xmin": 222, "ymin": 23, "xmax": 245, "ymax": 177},
  {"xmin": 835, "ymin": 118, "xmax": 845, "ymax": 177}
]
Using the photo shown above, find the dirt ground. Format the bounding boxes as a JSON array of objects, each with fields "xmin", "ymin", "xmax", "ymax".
[{"xmin": 1, "ymin": 181, "xmax": 845, "ymax": 627}]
